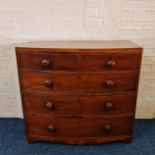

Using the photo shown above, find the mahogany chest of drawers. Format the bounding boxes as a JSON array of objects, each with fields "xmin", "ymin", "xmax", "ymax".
[{"xmin": 16, "ymin": 40, "xmax": 142, "ymax": 145}]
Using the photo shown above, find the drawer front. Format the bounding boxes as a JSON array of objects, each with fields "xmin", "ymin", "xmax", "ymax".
[
  {"xmin": 23, "ymin": 93, "xmax": 136, "ymax": 115},
  {"xmin": 27, "ymin": 115, "xmax": 133, "ymax": 137},
  {"xmin": 81, "ymin": 54, "xmax": 141, "ymax": 71},
  {"xmin": 17, "ymin": 53, "xmax": 77, "ymax": 71},
  {"xmin": 20, "ymin": 71, "xmax": 138, "ymax": 93}
]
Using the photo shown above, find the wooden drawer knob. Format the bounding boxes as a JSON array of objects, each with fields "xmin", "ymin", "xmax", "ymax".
[
  {"xmin": 106, "ymin": 60, "xmax": 116, "ymax": 68},
  {"xmin": 44, "ymin": 80, "xmax": 54, "ymax": 88},
  {"xmin": 48, "ymin": 124, "xmax": 55, "ymax": 132},
  {"xmin": 104, "ymin": 102, "xmax": 114, "ymax": 111},
  {"xmin": 106, "ymin": 80, "xmax": 114, "ymax": 87},
  {"xmin": 45, "ymin": 101, "xmax": 54, "ymax": 110},
  {"xmin": 41, "ymin": 58, "xmax": 51, "ymax": 68},
  {"xmin": 104, "ymin": 124, "xmax": 112, "ymax": 132}
]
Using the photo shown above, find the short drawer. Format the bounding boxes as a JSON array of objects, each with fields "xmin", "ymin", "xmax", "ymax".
[
  {"xmin": 16, "ymin": 53, "xmax": 77, "ymax": 71},
  {"xmin": 20, "ymin": 71, "xmax": 138, "ymax": 93},
  {"xmin": 23, "ymin": 93, "xmax": 136, "ymax": 116},
  {"xmin": 26, "ymin": 115, "xmax": 133, "ymax": 137},
  {"xmin": 81, "ymin": 54, "xmax": 141, "ymax": 71}
]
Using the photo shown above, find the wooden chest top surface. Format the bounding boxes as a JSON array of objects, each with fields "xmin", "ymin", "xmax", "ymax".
[{"xmin": 16, "ymin": 40, "xmax": 142, "ymax": 50}]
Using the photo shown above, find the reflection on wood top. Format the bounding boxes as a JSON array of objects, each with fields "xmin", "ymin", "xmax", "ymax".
[{"xmin": 16, "ymin": 40, "xmax": 142, "ymax": 50}]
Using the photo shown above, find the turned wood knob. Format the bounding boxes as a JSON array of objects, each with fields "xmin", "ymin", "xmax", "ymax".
[
  {"xmin": 41, "ymin": 58, "xmax": 51, "ymax": 68},
  {"xmin": 104, "ymin": 124, "xmax": 112, "ymax": 132},
  {"xmin": 48, "ymin": 124, "xmax": 55, "ymax": 132},
  {"xmin": 106, "ymin": 80, "xmax": 114, "ymax": 87},
  {"xmin": 106, "ymin": 60, "xmax": 116, "ymax": 68},
  {"xmin": 44, "ymin": 80, "xmax": 53, "ymax": 88},
  {"xmin": 45, "ymin": 101, "xmax": 54, "ymax": 110},
  {"xmin": 104, "ymin": 102, "xmax": 114, "ymax": 111}
]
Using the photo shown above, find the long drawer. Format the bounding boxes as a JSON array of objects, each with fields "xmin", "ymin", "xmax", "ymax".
[
  {"xmin": 26, "ymin": 115, "xmax": 133, "ymax": 137},
  {"xmin": 20, "ymin": 71, "xmax": 138, "ymax": 94},
  {"xmin": 23, "ymin": 93, "xmax": 136, "ymax": 116}
]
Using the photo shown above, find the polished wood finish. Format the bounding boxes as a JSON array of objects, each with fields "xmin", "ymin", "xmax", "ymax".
[
  {"xmin": 16, "ymin": 40, "xmax": 141, "ymax": 50},
  {"xmin": 16, "ymin": 40, "xmax": 142, "ymax": 145},
  {"xmin": 81, "ymin": 54, "xmax": 141, "ymax": 71},
  {"xmin": 23, "ymin": 93, "xmax": 136, "ymax": 115},
  {"xmin": 20, "ymin": 71, "xmax": 138, "ymax": 93},
  {"xmin": 26, "ymin": 115, "xmax": 133, "ymax": 137},
  {"xmin": 17, "ymin": 53, "xmax": 77, "ymax": 71}
]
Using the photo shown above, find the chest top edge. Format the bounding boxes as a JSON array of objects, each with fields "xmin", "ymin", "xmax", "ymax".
[{"xmin": 15, "ymin": 40, "xmax": 142, "ymax": 50}]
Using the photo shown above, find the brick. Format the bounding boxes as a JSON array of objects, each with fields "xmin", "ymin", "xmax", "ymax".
[
  {"xmin": 148, "ymin": 1, "xmax": 155, "ymax": 10},
  {"xmin": 120, "ymin": 30, "xmax": 149, "ymax": 38},
  {"xmin": 138, "ymin": 90, "xmax": 155, "ymax": 98},
  {"xmin": 142, "ymin": 56, "xmax": 155, "ymax": 65},
  {"xmin": 86, "ymin": 8, "xmax": 98, "ymax": 17},
  {"xmin": 84, "ymin": 17, "xmax": 104, "ymax": 27},
  {"xmin": 86, "ymin": 0, "xmax": 104, "ymax": 7},
  {"xmin": 121, "ymin": 21, "xmax": 155, "ymax": 30},
  {"xmin": 142, "ymin": 72, "xmax": 155, "ymax": 79},
  {"xmin": 141, "ymin": 64, "xmax": 152, "ymax": 72},
  {"xmin": 135, "ymin": 106, "xmax": 154, "ymax": 119},
  {"xmin": 121, "ymin": 1, "xmax": 149, "ymax": 10},
  {"xmin": 121, "ymin": 21, "xmax": 145, "ymax": 29},
  {"xmin": 143, "ymin": 49, "xmax": 155, "ymax": 56},
  {"xmin": 121, "ymin": 10, "xmax": 155, "ymax": 21},
  {"xmin": 120, "ymin": 10, "xmax": 135, "ymax": 20},
  {"xmin": 0, "ymin": 18, "xmax": 16, "ymax": 28},
  {"xmin": 142, "ymin": 39, "xmax": 155, "ymax": 48}
]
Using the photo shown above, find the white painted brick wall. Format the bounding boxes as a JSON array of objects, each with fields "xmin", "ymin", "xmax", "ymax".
[{"xmin": 0, "ymin": 0, "xmax": 155, "ymax": 118}]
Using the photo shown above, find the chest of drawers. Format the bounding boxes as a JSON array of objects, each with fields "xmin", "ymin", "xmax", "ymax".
[{"xmin": 16, "ymin": 40, "xmax": 142, "ymax": 145}]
